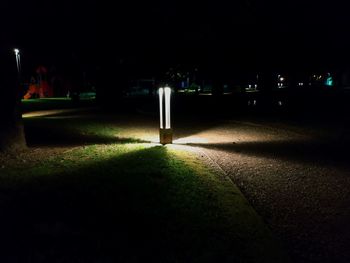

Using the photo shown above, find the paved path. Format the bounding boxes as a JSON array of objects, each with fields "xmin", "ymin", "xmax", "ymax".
[{"xmin": 173, "ymin": 119, "xmax": 350, "ymax": 263}]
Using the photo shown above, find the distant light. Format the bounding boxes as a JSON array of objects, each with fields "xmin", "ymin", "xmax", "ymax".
[
  {"xmin": 254, "ymin": 84, "xmax": 258, "ymax": 88},
  {"xmin": 279, "ymin": 77, "xmax": 285, "ymax": 81},
  {"xmin": 253, "ymin": 100, "xmax": 257, "ymax": 106},
  {"xmin": 248, "ymin": 84, "xmax": 252, "ymax": 89},
  {"xmin": 278, "ymin": 101, "xmax": 283, "ymax": 106},
  {"xmin": 325, "ymin": 76, "xmax": 334, "ymax": 87},
  {"xmin": 14, "ymin": 48, "xmax": 21, "ymax": 73}
]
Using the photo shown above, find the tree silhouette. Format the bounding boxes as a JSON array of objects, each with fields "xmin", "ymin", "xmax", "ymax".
[{"xmin": 0, "ymin": 47, "xmax": 26, "ymax": 152}]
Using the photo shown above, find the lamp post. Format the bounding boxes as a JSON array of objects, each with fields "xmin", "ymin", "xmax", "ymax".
[
  {"xmin": 159, "ymin": 87, "xmax": 173, "ymax": 144},
  {"xmin": 14, "ymin": 49, "xmax": 21, "ymax": 74}
]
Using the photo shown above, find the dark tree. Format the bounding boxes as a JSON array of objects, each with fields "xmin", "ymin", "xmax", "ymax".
[{"xmin": 0, "ymin": 48, "xmax": 26, "ymax": 152}]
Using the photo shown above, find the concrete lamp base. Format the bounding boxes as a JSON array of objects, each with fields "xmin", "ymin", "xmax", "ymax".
[{"xmin": 160, "ymin": 128, "xmax": 173, "ymax": 145}]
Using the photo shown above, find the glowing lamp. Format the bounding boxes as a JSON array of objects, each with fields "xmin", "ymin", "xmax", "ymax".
[
  {"xmin": 159, "ymin": 87, "xmax": 172, "ymax": 144},
  {"xmin": 14, "ymin": 48, "xmax": 21, "ymax": 73}
]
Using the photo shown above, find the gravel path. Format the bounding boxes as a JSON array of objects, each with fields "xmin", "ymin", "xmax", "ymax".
[{"xmin": 177, "ymin": 120, "xmax": 350, "ymax": 263}]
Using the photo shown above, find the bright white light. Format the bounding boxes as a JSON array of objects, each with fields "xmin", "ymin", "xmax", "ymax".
[
  {"xmin": 159, "ymin": 87, "xmax": 171, "ymax": 129},
  {"xmin": 164, "ymin": 87, "xmax": 171, "ymax": 129},
  {"xmin": 159, "ymin": 88, "xmax": 164, "ymax": 129},
  {"xmin": 14, "ymin": 48, "xmax": 21, "ymax": 73},
  {"xmin": 280, "ymin": 77, "xmax": 285, "ymax": 81},
  {"xmin": 173, "ymin": 136, "xmax": 209, "ymax": 145}
]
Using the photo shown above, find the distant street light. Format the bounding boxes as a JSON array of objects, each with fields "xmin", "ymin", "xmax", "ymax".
[
  {"xmin": 159, "ymin": 87, "xmax": 173, "ymax": 144},
  {"xmin": 14, "ymin": 48, "xmax": 21, "ymax": 74}
]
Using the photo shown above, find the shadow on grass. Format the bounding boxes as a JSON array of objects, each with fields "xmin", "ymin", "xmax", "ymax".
[
  {"xmin": 0, "ymin": 146, "xmax": 285, "ymax": 263},
  {"xmin": 24, "ymin": 117, "xmax": 149, "ymax": 147},
  {"xmin": 21, "ymin": 98, "xmax": 96, "ymax": 114},
  {"xmin": 186, "ymin": 139, "xmax": 350, "ymax": 166}
]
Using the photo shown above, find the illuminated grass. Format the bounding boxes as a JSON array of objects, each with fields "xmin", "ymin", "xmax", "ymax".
[
  {"xmin": 21, "ymin": 97, "xmax": 96, "ymax": 113},
  {"xmin": 1, "ymin": 103, "xmax": 290, "ymax": 261},
  {"xmin": 0, "ymin": 142, "xmax": 289, "ymax": 262},
  {"xmin": 23, "ymin": 116, "xmax": 134, "ymax": 146}
]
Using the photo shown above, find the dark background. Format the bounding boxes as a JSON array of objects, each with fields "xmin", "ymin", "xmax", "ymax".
[{"xmin": 2, "ymin": 0, "xmax": 350, "ymax": 80}]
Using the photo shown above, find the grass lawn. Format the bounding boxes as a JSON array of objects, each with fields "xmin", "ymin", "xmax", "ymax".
[
  {"xmin": 21, "ymin": 98, "xmax": 96, "ymax": 113},
  {"xmin": 0, "ymin": 107, "xmax": 290, "ymax": 262}
]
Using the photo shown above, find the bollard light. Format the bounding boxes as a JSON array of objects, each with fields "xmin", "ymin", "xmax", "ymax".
[{"xmin": 159, "ymin": 87, "xmax": 173, "ymax": 144}]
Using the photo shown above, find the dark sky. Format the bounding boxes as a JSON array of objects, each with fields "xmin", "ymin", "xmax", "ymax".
[{"xmin": 1, "ymin": 0, "xmax": 350, "ymax": 75}]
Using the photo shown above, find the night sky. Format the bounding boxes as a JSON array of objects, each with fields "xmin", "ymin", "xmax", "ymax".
[{"xmin": 1, "ymin": 0, "xmax": 350, "ymax": 76}]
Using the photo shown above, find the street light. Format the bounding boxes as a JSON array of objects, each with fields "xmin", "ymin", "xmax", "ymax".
[
  {"xmin": 159, "ymin": 87, "xmax": 173, "ymax": 144},
  {"xmin": 14, "ymin": 48, "xmax": 21, "ymax": 74}
]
